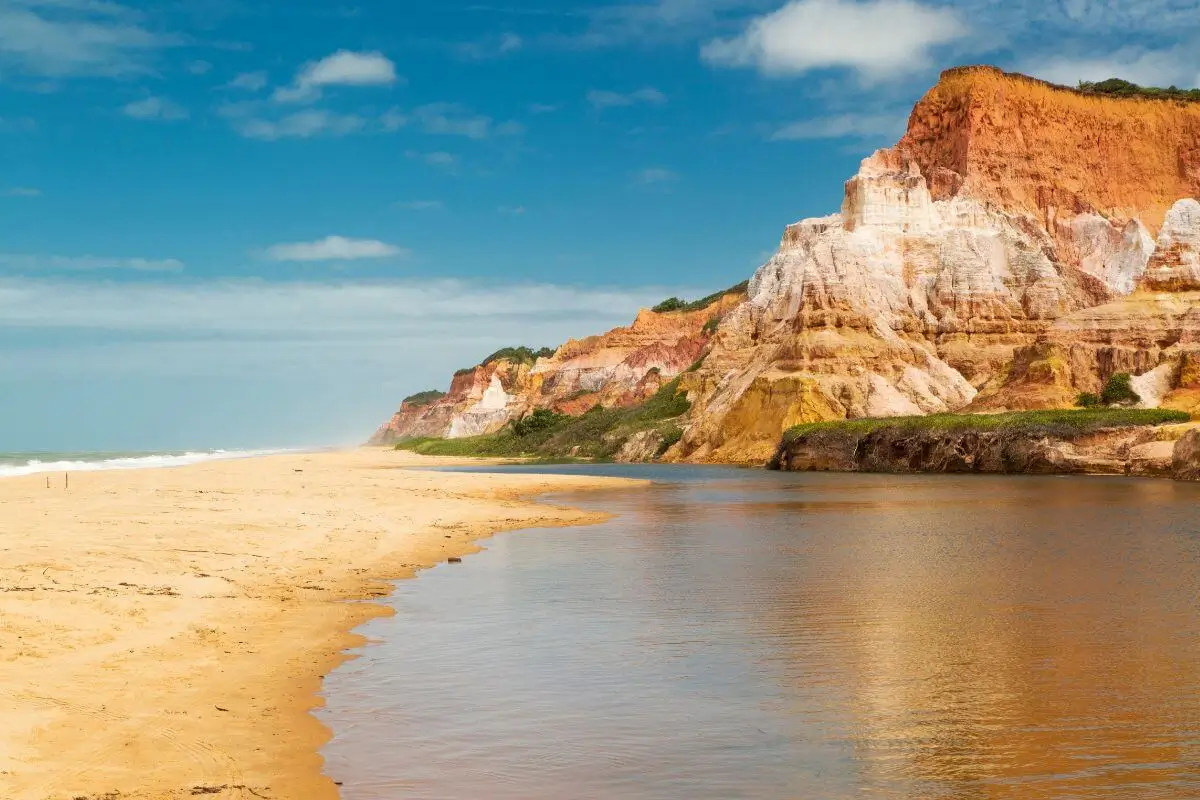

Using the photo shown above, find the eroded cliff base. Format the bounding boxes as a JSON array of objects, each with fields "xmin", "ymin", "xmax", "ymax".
[{"xmin": 771, "ymin": 410, "xmax": 1197, "ymax": 479}]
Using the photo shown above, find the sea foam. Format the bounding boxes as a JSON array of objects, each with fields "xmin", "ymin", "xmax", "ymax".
[{"xmin": 0, "ymin": 448, "xmax": 296, "ymax": 478}]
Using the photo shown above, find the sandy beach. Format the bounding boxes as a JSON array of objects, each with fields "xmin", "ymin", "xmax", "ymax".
[{"xmin": 0, "ymin": 449, "xmax": 637, "ymax": 800}]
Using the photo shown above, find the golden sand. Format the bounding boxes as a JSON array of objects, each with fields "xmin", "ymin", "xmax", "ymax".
[{"xmin": 0, "ymin": 449, "xmax": 637, "ymax": 799}]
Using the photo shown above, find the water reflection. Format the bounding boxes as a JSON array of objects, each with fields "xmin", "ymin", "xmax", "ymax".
[{"xmin": 320, "ymin": 471, "xmax": 1200, "ymax": 799}]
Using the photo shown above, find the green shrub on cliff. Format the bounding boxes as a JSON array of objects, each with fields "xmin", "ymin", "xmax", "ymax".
[
  {"xmin": 1075, "ymin": 392, "xmax": 1101, "ymax": 408},
  {"xmin": 1100, "ymin": 373, "xmax": 1140, "ymax": 406},
  {"xmin": 782, "ymin": 408, "xmax": 1189, "ymax": 445}
]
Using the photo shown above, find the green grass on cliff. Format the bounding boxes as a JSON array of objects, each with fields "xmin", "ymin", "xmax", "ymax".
[
  {"xmin": 396, "ymin": 378, "xmax": 692, "ymax": 460},
  {"xmin": 782, "ymin": 408, "xmax": 1191, "ymax": 444},
  {"xmin": 402, "ymin": 390, "xmax": 446, "ymax": 407}
]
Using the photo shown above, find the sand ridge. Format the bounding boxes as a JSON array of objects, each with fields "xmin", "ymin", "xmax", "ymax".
[{"xmin": 0, "ymin": 449, "xmax": 639, "ymax": 799}]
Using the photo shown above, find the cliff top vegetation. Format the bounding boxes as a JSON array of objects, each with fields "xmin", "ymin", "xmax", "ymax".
[
  {"xmin": 652, "ymin": 280, "xmax": 749, "ymax": 314},
  {"xmin": 402, "ymin": 390, "xmax": 446, "ymax": 407}
]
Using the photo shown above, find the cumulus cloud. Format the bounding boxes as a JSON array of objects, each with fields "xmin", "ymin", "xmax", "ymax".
[
  {"xmin": 587, "ymin": 87, "xmax": 667, "ymax": 110},
  {"xmin": 265, "ymin": 236, "xmax": 407, "ymax": 262},
  {"xmin": 273, "ymin": 50, "xmax": 399, "ymax": 103},
  {"xmin": 771, "ymin": 111, "xmax": 908, "ymax": 140},
  {"xmin": 702, "ymin": 0, "xmax": 966, "ymax": 78},
  {"xmin": 122, "ymin": 95, "xmax": 188, "ymax": 121},
  {"xmin": 0, "ymin": 252, "xmax": 183, "ymax": 272}
]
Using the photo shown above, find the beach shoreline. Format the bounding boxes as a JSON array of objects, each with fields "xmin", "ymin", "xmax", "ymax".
[{"xmin": 0, "ymin": 448, "xmax": 640, "ymax": 799}]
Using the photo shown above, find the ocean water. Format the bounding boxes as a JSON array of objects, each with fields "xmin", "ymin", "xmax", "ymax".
[
  {"xmin": 320, "ymin": 466, "xmax": 1200, "ymax": 799},
  {"xmin": 0, "ymin": 448, "xmax": 295, "ymax": 478}
]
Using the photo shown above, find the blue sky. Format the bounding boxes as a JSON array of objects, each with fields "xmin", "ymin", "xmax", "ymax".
[{"xmin": 1, "ymin": 0, "xmax": 1198, "ymax": 451}]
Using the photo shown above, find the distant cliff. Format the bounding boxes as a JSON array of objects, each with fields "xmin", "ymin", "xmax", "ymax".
[
  {"xmin": 369, "ymin": 285, "xmax": 745, "ymax": 446},
  {"xmin": 373, "ymin": 66, "xmax": 1200, "ymax": 466}
]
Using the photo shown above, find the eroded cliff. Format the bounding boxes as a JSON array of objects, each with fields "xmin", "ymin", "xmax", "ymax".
[{"xmin": 375, "ymin": 66, "xmax": 1200, "ymax": 465}]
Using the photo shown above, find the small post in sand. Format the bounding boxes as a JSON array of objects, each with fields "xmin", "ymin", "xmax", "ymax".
[{"xmin": 64, "ymin": 472, "xmax": 69, "ymax": 490}]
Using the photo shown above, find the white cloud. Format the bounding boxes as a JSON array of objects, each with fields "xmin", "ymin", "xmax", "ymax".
[
  {"xmin": 0, "ymin": 0, "xmax": 173, "ymax": 78},
  {"xmin": 265, "ymin": 236, "xmax": 407, "ymax": 262},
  {"xmin": 413, "ymin": 103, "xmax": 524, "ymax": 139},
  {"xmin": 529, "ymin": 103, "xmax": 559, "ymax": 114},
  {"xmin": 0, "ymin": 253, "xmax": 183, "ymax": 272},
  {"xmin": 702, "ymin": 0, "xmax": 965, "ymax": 78},
  {"xmin": 273, "ymin": 50, "xmax": 399, "ymax": 104},
  {"xmin": 771, "ymin": 111, "xmax": 907, "ymax": 141},
  {"xmin": 1025, "ymin": 46, "xmax": 1200, "ymax": 89},
  {"xmin": 634, "ymin": 167, "xmax": 677, "ymax": 185},
  {"xmin": 187, "ymin": 59, "xmax": 211, "ymax": 75},
  {"xmin": 227, "ymin": 70, "xmax": 268, "ymax": 92},
  {"xmin": 397, "ymin": 200, "xmax": 443, "ymax": 211},
  {"xmin": 123, "ymin": 95, "xmax": 187, "ymax": 121},
  {"xmin": 587, "ymin": 87, "xmax": 667, "ymax": 110},
  {"xmin": 2, "ymin": 186, "xmax": 41, "ymax": 197},
  {"xmin": 235, "ymin": 109, "xmax": 368, "ymax": 140},
  {"xmin": 498, "ymin": 205, "xmax": 526, "ymax": 215}
]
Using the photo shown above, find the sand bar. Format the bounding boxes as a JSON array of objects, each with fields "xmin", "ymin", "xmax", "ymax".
[{"xmin": 0, "ymin": 449, "xmax": 639, "ymax": 799}]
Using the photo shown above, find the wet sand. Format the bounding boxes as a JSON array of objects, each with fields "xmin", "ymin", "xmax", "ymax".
[{"xmin": 0, "ymin": 449, "xmax": 638, "ymax": 800}]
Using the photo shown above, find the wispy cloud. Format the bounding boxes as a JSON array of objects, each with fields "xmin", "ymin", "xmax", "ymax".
[
  {"xmin": 405, "ymin": 150, "xmax": 459, "ymax": 170},
  {"xmin": 396, "ymin": 200, "xmax": 444, "ymax": 211},
  {"xmin": 227, "ymin": 70, "xmax": 268, "ymax": 92},
  {"xmin": 529, "ymin": 103, "xmax": 559, "ymax": 114},
  {"xmin": 187, "ymin": 59, "xmax": 212, "ymax": 75},
  {"xmin": 702, "ymin": 0, "xmax": 965, "ymax": 79},
  {"xmin": 233, "ymin": 109, "xmax": 367, "ymax": 140},
  {"xmin": 123, "ymin": 95, "xmax": 188, "ymax": 121},
  {"xmin": 0, "ymin": 0, "xmax": 175, "ymax": 78},
  {"xmin": 771, "ymin": 111, "xmax": 907, "ymax": 141},
  {"xmin": 0, "ymin": 252, "xmax": 184, "ymax": 272},
  {"xmin": 273, "ymin": 50, "xmax": 400, "ymax": 104},
  {"xmin": 0, "ymin": 116, "xmax": 37, "ymax": 133},
  {"xmin": 265, "ymin": 236, "xmax": 407, "ymax": 262},
  {"xmin": 498, "ymin": 205, "xmax": 526, "ymax": 215},
  {"xmin": 413, "ymin": 103, "xmax": 524, "ymax": 139},
  {"xmin": 2, "ymin": 186, "xmax": 41, "ymax": 197},
  {"xmin": 634, "ymin": 167, "xmax": 677, "ymax": 185},
  {"xmin": 456, "ymin": 32, "xmax": 523, "ymax": 59},
  {"xmin": 587, "ymin": 87, "xmax": 667, "ymax": 110}
]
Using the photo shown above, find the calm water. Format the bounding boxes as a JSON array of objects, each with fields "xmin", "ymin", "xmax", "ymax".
[{"xmin": 319, "ymin": 467, "xmax": 1200, "ymax": 799}]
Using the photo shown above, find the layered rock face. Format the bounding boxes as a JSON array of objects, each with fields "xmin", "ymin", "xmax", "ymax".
[
  {"xmin": 375, "ymin": 66, "xmax": 1200, "ymax": 464},
  {"xmin": 369, "ymin": 293, "xmax": 742, "ymax": 444},
  {"xmin": 667, "ymin": 69, "xmax": 1200, "ymax": 463}
]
